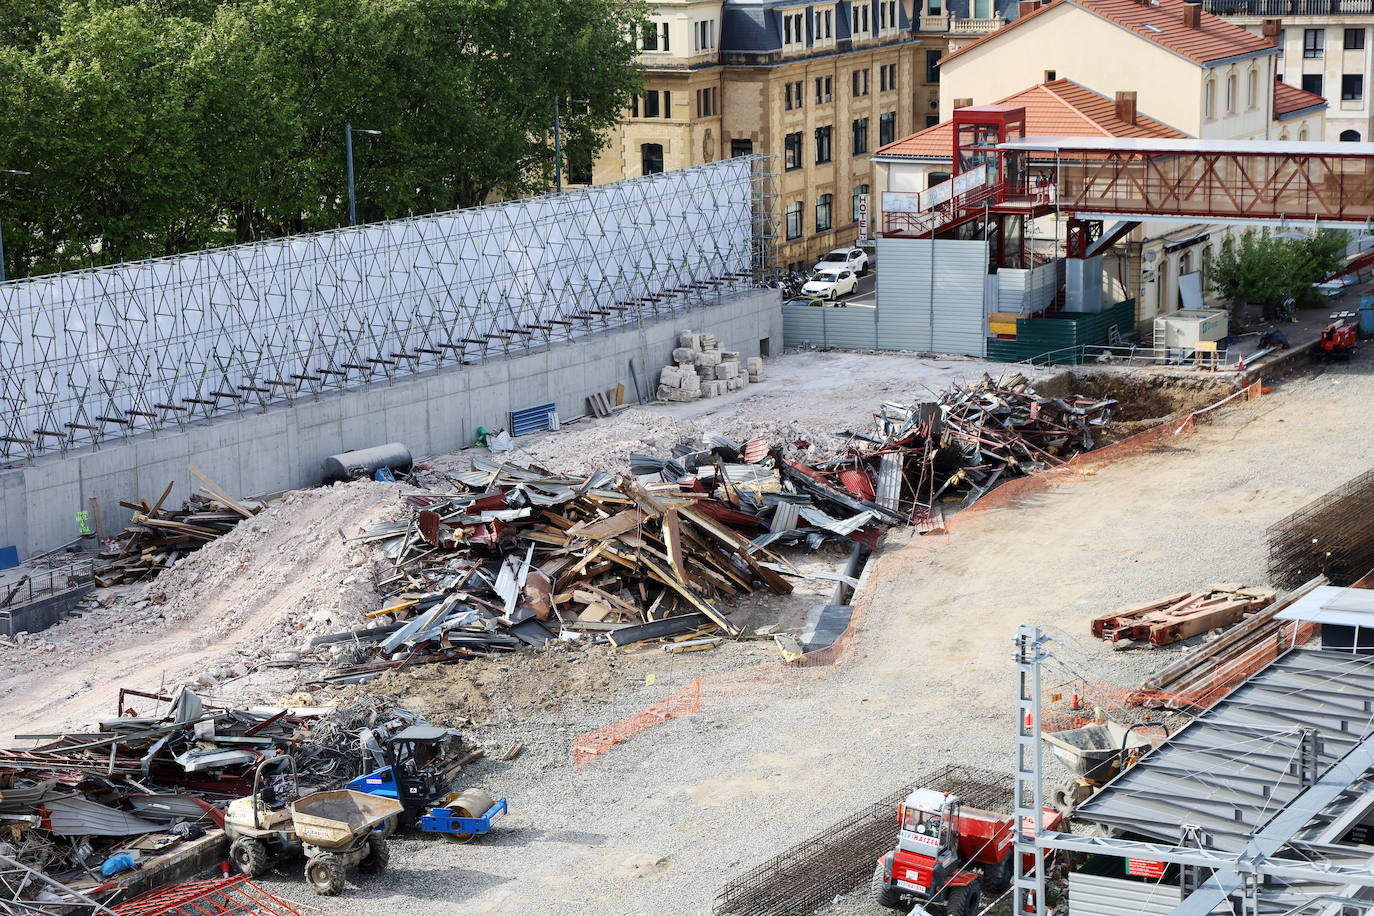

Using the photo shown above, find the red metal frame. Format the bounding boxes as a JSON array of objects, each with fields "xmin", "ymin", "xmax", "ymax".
[
  {"xmin": 953, "ymin": 105, "xmax": 1026, "ymax": 198},
  {"xmin": 1040, "ymin": 146, "xmax": 1374, "ymax": 224},
  {"xmin": 113, "ymin": 875, "xmax": 315, "ymax": 916}
]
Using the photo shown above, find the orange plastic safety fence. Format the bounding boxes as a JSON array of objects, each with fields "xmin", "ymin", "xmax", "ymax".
[{"xmin": 572, "ymin": 677, "xmax": 701, "ymax": 770}]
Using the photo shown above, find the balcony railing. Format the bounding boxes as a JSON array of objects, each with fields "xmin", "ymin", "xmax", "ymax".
[
  {"xmin": 951, "ymin": 14, "xmax": 1006, "ymax": 33},
  {"xmin": 1201, "ymin": 0, "xmax": 1374, "ymax": 15},
  {"xmin": 917, "ymin": 12, "xmax": 1006, "ymax": 32}
]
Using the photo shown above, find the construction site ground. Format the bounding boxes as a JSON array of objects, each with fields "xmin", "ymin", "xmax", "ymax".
[{"xmin": 5, "ymin": 343, "xmax": 1372, "ymax": 914}]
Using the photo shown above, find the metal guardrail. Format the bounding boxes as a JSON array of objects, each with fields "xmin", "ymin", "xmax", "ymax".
[{"xmin": 1017, "ymin": 343, "xmax": 1244, "ymax": 369}]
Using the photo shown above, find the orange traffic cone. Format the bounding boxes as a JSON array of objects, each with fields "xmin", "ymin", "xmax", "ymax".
[{"xmin": 1237, "ymin": 352, "xmax": 1246, "ymax": 371}]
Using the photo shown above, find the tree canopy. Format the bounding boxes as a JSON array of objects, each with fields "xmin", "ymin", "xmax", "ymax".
[
  {"xmin": 0, "ymin": 0, "xmax": 645, "ymax": 277},
  {"xmin": 1208, "ymin": 229, "xmax": 1348, "ymax": 309}
]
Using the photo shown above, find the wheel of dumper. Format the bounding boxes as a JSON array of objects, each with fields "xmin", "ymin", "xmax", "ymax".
[
  {"xmin": 358, "ymin": 836, "xmax": 390, "ymax": 876},
  {"xmin": 229, "ymin": 837, "xmax": 269, "ymax": 877},
  {"xmin": 871, "ymin": 862, "xmax": 902, "ymax": 909},
  {"xmin": 945, "ymin": 878, "xmax": 981, "ymax": 916},
  {"xmin": 305, "ymin": 852, "xmax": 346, "ymax": 896},
  {"xmin": 372, "ymin": 814, "xmax": 399, "ymax": 838},
  {"xmin": 981, "ymin": 848, "xmax": 1014, "ymax": 894}
]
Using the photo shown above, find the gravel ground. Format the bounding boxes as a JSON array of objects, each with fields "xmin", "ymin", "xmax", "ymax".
[{"xmin": 247, "ymin": 348, "xmax": 1374, "ymax": 915}]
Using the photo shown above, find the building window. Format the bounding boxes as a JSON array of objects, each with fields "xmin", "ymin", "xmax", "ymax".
[
  {"xmin": 818, "ymin": 8, "xmax": 833, "ymax": 38},
  {"xmin": 631, "ymin": 94, "xmax": 638, "ymax": 118},
  {"xmin": 928, "ymin": 171, "xmax": 950, "ymax": 187},
  {"xmin": 880, "ymin": 63, "xmax": 898, "ymax": 91},
  {"xmin": 815, "ymin": 76, "xmax": 833, "ymax": 104},
  {"xmin": 785, "ymin": 82, "xmax": 795, "ymax": 110},
  {"xmin": 643, "ymin": 91, "xmax": 661, "ymax": 118},
  {"xmin": 878, "ymin": 0, "xmax": 897, "ymax": 30},
  {"xmin": 852, "ymin": 68, "xmax": 870, "ymax": 97},
  {"xmin": 784, "ymin": 11, "xmax": 805, "ymax": 46},
  {"xmin": 815, "ymin": 125, "xmax": 833, "ymax": 163},
  {"xmin": 642, "ymin": 22, "xmax": 659, "ymax": 50},
  {"xmin": 852, "ymin": 184, "xmax": 869, "ymax": 221},
  {"xmin": 697, "ymin": 19, "xmax": 719, "ymax": 51},
  {"xmin": 852, "ymin": 118, "xmax": 869, "ymax": 155},
  {"xmin": 697, "ymin": 87, "xmax": 718, "ymax": 117},
  {"xmin": 1225, "ymin": 74, "xmax": 1236, "ymax": 113},
  {"xmin": 568, "ymin": 144, "xmax": 593, "ymax": 185},
  {"xmin": 926, "ymin": 114, "xmax": 939, "ymax": 127},
  {"xmin": 785, "ymin": 201, "xmax": 803, "ymax": 239},
  {"xmin": 1343, "ymin": 73, "xmax": 1364, "ymax": 100},
  {"xmin": 731, "ymin": 138, "xmax": 754, "ymax": 156},
  {"xmin": 929, "ymin": 0, "xmax": 942, "ymax": 12},
  {"xmin": 855, "ymin": 3, "xmax": 870, "ymax": 34},
  {"xmin": 785, "ymin": 131, "xmax": 803, "ymax": 170},
  {"xmin": 1303, "ymin": 73, "xmax": 1323, "ymax": 97},
  {"xmin": 879, "ymin": 111, "xmax": 896, "ymax": 146},
  {"xmin": 1304, "ymin": 28, "xmax": 1324, "ymax": 58},
  {"xmin": 642, "ymin": 143, "xmax": 664, "ymax": 175},
  {"xmin": 926, "ymin": 50, "xmax": 941, "ymax": 84},
  {"xmin": 1346, "ymin": 27, "xmax": 1366, "ymax": 50},
  {"xmin": 662, "ymin": 90, "xmax": 672, "ymax": 117},
  {"xmin": 1247, "ymin": 68, "xmax": 1257, "ymax": 108},
  {"xmin": 1204, "ymin": 79, "xmax": 1215, "ymax": 119},
  {"xmin": 1341, "ymin": 129, "xmax": 1362, "ymax": 141},
  {"xmin": 816, "ymin": 193, "xmax": 833, "ymax": 231}
]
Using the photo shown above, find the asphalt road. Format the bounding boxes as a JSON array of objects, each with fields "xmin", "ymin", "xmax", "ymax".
[{"xmin": 789, "ymin": 269, "xmax": 877, "ymax": 308}]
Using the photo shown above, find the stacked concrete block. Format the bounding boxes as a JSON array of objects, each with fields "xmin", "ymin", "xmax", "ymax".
[
  {"xmin": 657, "ymin": 364, "xmax": 700, "ymax": 402},
  {"xmin": 658, "ymin": 329, "xmax": 762, "ymax": 402}
]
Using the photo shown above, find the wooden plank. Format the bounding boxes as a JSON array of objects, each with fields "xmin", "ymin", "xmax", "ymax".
[
  {"xmin": 148, "ymin": 480, "xmax": 176, "ymax": 518},
  {"xmin": 634, "ymin": 553, "xmax": 741, "ymax": 636},
  {"xmin": 1148, "ymin": 599, "xmax": 1252, "ymax": 646},
  {"xmin": 662, "ymin": 509, "xmax": 690, "ymax": 586},
  {"xmin": 680, "ymin": 507, "xmax": 792, "ymax": 595},
  {"xmin": 568, "ymin": 509, "xmax": 645, "ymax": 541},
  {"xmin": 187, "ymin": 464, "xmax": 255, "ymax": 518}
]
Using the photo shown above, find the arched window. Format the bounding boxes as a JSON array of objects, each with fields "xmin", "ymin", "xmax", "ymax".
[
  {"xmin": 1341, "ymin": 129, "xmax": 1362, "ymax": 141},
  {"xmin": 1280, "ymin": 129, "xmax": 1290, "ymax": 141},
  {"xmin": 1226, "ymin": 74, "xmax": 1236, "ymax": 113},
  {"xmin": 1205, "ymin": 79, "xmax": 1216, "ymax": 118},
  {"xmin": 1246, "ymin": 68, "xmax": 1257, "ymax": 108},
  {"xmin": 641, "ymin": 143, "xmax": 664, "ymax": 175},
  {"xmin": 1299, "ymin": 126, "xmax": 1308, "ymax": 141}
]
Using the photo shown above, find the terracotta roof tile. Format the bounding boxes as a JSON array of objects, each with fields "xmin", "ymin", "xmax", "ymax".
[
  {"xmin": 942, "ymin": 0, "xmax": 1276, "ymax": 67},
  {"xmin": 1273, "ymin": 78, "xmax": 1328, "ymax": 119},
  {"xmin": 875, "ymin": 79, "xmax": 1185, "ymax": 158}
]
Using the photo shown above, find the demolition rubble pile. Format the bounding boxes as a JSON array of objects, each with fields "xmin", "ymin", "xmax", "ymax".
[
  {"xmin": 94, "ymin": 470, "xmax": 271, "ymax": 586},
  {"xmin": 0, "ymin": 688, "xmax": 420, "ymax": 910},
  {"xmin": 657, "ymin": 330, "xmax": 766, "ymax": 403},
  {"xmin": 305, "ymin": 373, "xmax": 1115, "ymax": 681}
]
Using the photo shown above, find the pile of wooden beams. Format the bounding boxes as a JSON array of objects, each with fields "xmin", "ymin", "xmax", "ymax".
[
  {"xmin": 1091, "ymin": 584, "xmax": 1277, "ymax": 648},
  {"xmin": 94, "ymin": 467, "xmax": 267, "ymax": 586},
  {"xmin": 1131, "ymin": 576, "xmax": 1326, "ymax": 709}
]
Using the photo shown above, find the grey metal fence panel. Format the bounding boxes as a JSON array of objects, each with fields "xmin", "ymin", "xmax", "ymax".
[
  {"xmin": 1066, "ymin": 872, "xmax": 1180, "ymax": 916},
  {"xmin": 782, "ymin": 303, "xmax": 827, "ymax": 347},
  {"xmin": 873, "ymin": 237, "xmax": 932, "ymax": 351},
  {"xmin": 929, "ymin": 239, "xmax": 989, "ymax": 358}
]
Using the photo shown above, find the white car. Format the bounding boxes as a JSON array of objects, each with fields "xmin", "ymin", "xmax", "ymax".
[
  {"xmin": 812, "ymin": 247, "xmax": 869, "ymax": 275},
  {"xmin": 801, "ymin": 267, "xmax": 859, "ymax": 301}
]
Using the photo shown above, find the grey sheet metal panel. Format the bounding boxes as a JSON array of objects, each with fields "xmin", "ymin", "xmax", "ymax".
[
  {"xmin": 928, "ymin": 239, "xmax": 990, "ymax": 358},
  {"xmin": 821, "ymin": 309, "xmax": 879, "ymax": 350},
  {"xmin": 875, "ymin": 237, "xmax": 933, "ymax": 351},
  {"xmin": 782, "ymin": 302, "xmax": 826, "ymax": 348},
  {"xmin": 45, "ymin": 795, "xmax": 167, "ymax": 835},
  {"xmin": 1068, "ymin": 872, "xmax": 1180, "ymax": 916}
]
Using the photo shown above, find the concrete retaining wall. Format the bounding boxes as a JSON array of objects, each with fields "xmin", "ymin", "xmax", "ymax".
[{"xmin": 1, "ymin": 289, "xmax": 782, "ymax": 561}]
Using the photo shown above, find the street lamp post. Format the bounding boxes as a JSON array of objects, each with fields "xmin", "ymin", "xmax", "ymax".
[
  {"xmin": 553, "ymin": 98, "xmax": 590, "ymax": 193},
  {"xmin": 345, "ymin": 123, "xmax": 382, "ymax": 227},
  {"xmin": 0, "ymin": 169, "xmax": 31, "ymax": 284}
]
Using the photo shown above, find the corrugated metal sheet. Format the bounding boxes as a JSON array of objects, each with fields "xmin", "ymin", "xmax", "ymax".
[
  {"xmin": 781, "ymin": 303, "xmax": 877, "ymax": 350},
  {"xmin": 875, "ymin": 238, "xmax": 988, "ymax": 356},
  {"xmin": 45, "ymin": 795, "xmax": 167, "ymax": 835},
  {"xmin": 510, "ymin": 403, "xmax": 557, "ymax": 436},
  {"xmin": 929, "ymin": 239, "xmax": 989, "ymax": 357},
  {"xmin": 875, "ymin": 237, "xmax": 932, "ymax": 351},
  {"xmin": 1067, "ymin": 872, "xmax": 1180, "ymax": 916}
]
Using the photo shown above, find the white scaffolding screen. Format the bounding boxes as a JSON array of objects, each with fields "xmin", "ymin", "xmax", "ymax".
[{"xmin": 0, "ymin": 157, "xmax": 775, "ymax": 458}]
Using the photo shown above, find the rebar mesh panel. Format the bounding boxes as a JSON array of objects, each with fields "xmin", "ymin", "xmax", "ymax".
[
  {"xmin": 112, "ymin": 875, "xmax": 314, "ymax": 915},
  {"xmin": 712, "ymin": 764, "xmax": 1013, "ymax": 916},
  {"xmin": 0, "ymin": 157, "xmax": 777, "ymax": 459},
  {"xmin": 1267, "ymin": 468, "xmax": 1374, "ymax": 589}
]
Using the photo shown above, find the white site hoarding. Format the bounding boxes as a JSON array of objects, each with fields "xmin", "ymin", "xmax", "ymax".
[{"xmin": 0, "ymin": 158, "xmax": 763, "ymax": 457}]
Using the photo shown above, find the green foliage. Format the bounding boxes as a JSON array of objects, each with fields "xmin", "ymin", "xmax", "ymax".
[
  {"xmin": 1208, "ymin": 229, "xmax": 1350, "ymax": 310},
  {"xmin": 0, "ymin": 0, "xmax": 646, "ymax": 276}
]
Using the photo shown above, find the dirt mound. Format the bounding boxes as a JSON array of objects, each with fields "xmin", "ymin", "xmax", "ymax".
[{"xmin": 1067, "ymin": 370, "xmax": 1234, "ymax": 423}]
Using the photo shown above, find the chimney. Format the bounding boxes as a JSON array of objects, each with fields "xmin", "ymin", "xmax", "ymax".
[
  {"xmin": 1181, "ymin": 3, "xmax": 1201, "ymax": 27},
  {"xmin": 1018, "ymin": 0, "xmax": 1039, "ymax": 16},
  {"xmin": 1261, "ymin": 17, "xmax": 1281, "ymax": 38},
  {"xmin": 1115, "ymin": 90, "xmax": 1138, "ymax": 125},
  {"xmin": 954, "ymin": 97, "xmax": 973, "ymax": 109}
]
